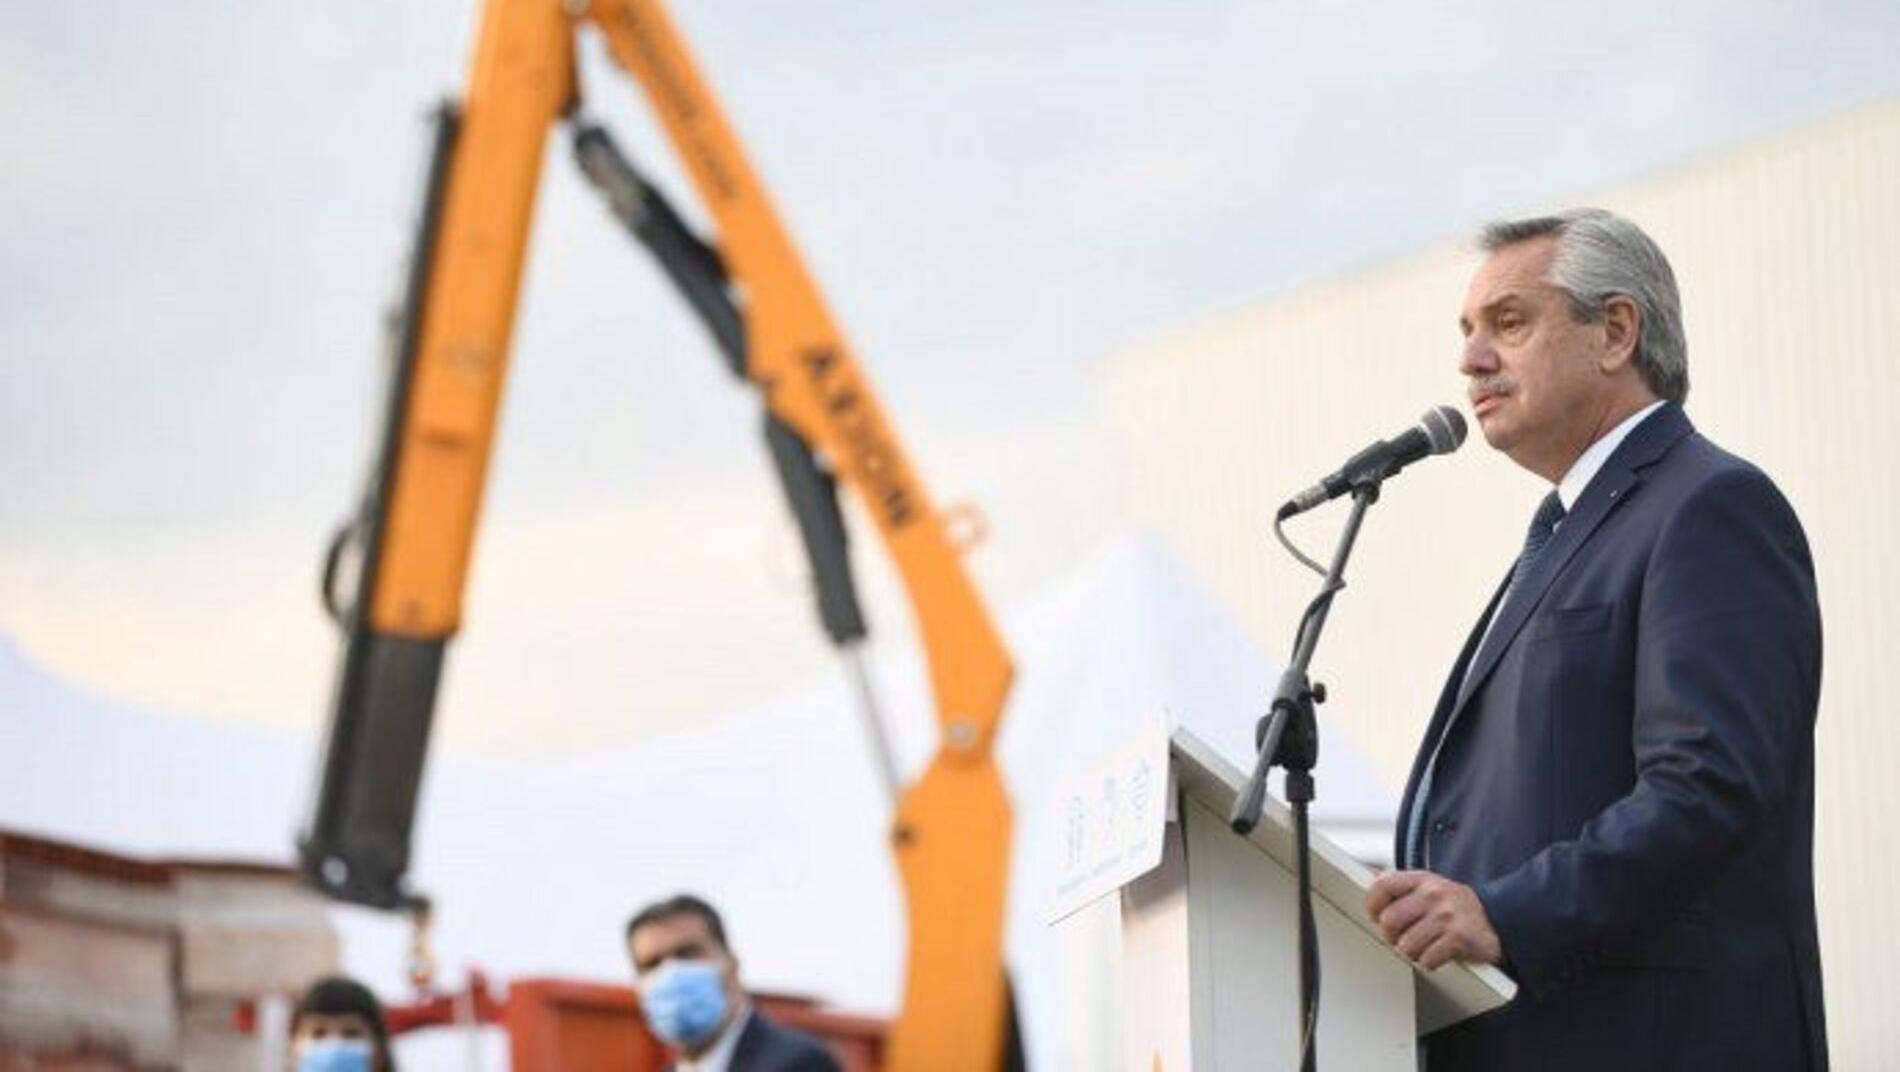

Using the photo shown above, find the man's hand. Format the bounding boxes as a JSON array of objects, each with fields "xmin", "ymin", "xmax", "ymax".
[{"xmin": 1365, "ymin": 870, "xmax": 1503, "ymax": 971}]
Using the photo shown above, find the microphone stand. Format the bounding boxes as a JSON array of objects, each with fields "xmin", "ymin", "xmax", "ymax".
[{"xmin": 1230, "ymin": 477, "xmax": 1383, "ymax": 1072}]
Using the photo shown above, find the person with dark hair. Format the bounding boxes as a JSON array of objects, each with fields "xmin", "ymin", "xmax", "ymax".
[
  {"xmin": 626, "ymin": 893, "xmax": 839, "ymax": 1072},
  {"xmin": 289, "ymin": 975, "xmax": 396, "ymax": 1072}
]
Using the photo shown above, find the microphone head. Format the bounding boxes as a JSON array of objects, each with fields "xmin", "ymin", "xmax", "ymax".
[{"xmin": 1419, "ymin": 405, "xmax": 1467, "ymax": 455}]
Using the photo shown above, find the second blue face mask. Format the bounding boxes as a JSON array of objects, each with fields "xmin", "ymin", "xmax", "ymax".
[
  {"xmin": 639, "ymin": 959, "xmax": 730, "ymax": 1048},
  {"xmin": 296, "ymin": 1039, "xmax": 374, "ymax": 1072}
]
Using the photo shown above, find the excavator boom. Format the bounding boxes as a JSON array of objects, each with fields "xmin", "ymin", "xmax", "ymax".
[{"xmin": 300, "ymin": 2, "xmax": 1018, "ymax": 1067}]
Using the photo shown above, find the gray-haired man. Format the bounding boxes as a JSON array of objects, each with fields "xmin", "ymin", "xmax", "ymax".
[{"xmin": 1368, "ymin": 209, "xmax": 1826, "ymax": 1070}]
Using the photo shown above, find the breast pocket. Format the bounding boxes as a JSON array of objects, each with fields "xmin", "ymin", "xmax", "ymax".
[{"xmin": 1528, "ymin": 602, "xmax": 1613, "ymax": 641}]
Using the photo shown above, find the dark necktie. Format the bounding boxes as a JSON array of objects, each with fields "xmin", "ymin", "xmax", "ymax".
[
  {"xmin": 1489, "ymin": 490, "xmax": 1568, "ymax": 639},
  {"xmin": 1404, "ymin": 490, "xmax": 1567, "ymax": 868}
]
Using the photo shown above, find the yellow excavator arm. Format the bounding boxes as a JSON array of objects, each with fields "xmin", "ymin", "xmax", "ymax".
[{"xmin": 300, "ymin": 2, "xmax": 1018, "ymax": 1068}]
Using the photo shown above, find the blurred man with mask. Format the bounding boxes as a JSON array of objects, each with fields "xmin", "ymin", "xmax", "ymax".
[{"xmin": 627, "ymin": 894, "xmax": 840, "ymax": 1072}]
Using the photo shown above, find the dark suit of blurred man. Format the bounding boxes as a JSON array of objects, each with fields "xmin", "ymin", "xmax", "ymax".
[
  {"xmin": 1366, "ymin": 209, "xmax": 1826, "ymax": 1071},
  {"xmin": 627, "ymin": 894, "xmax": 841, "ymax": 1072}
]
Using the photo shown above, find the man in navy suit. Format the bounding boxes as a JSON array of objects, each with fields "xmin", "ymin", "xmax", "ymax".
[
  {"xmin": 627, "ymin": 894, "xmax": 841, "ymax": 1072},
  {"xmin": 1366, "ymin": 210, "xmax": 1826, "ymax": 1070}
]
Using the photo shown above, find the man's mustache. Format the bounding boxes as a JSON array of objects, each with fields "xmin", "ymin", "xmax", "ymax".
[{"xmin": 1468, "ymin": 376, "xmax": 1515, "ymax": 404}]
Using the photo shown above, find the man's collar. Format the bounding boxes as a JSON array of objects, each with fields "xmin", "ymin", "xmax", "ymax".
[
  {"xmin": 675, "ymin": 1002, "xmax": 753, "ymax": 1072},
  {"xmin": 1555, "ymin": 399, "xmax": 1668, "ymax": 510}
]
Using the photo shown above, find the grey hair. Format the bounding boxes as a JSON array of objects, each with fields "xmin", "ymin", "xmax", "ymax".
[{"xmin": 1477, "ymin": 208, "xmax": 1688, "ymax": 403}]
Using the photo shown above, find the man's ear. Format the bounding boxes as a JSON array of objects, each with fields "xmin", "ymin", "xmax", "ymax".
[{"xmin": 1600, "ymin": 295, "xmax": 1641, "ymax": 373}]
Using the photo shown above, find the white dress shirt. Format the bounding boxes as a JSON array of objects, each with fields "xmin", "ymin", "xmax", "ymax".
[{"xmin": 1555, "ymin": 400, "xmax": 1667, "ymax": 513}]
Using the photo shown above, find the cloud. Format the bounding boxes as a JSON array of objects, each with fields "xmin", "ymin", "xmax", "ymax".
[
  {"xmin": 5, "ymin": 0, "xmax": 1900, "ymax": 736},
  {"xmin": 0, "ymin": 411, "xmax": 1113, "ymax": 748}
]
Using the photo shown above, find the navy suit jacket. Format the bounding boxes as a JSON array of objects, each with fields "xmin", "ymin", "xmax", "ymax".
[
  {"xmin": 1395, "ymin": 404, "xmax": 1826, "ymax": 1071},
  {"xmin": 725, "ymin": 1010, "xmax": 840, "ymax": 1072},
  {"xmin": 666, "ymin": 1010, "xmax": 840, "ymax": 1072}
]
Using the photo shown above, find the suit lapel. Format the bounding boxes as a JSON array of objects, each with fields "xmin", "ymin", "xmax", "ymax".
[
  {"xmin": 1396, "ymin": 568, "xmax": 1511, "ymax": 858},
  {"xmin": 1434, "ymin": 570, "xmax": 1511, "ymax": 732},
  {"xmin": 1449, "ymin": 404, "xmax": 1694, "ymax": 717},
  {"xmin": 729, "ymin": 1011, "xmax": 766, "ymax": 1066}
]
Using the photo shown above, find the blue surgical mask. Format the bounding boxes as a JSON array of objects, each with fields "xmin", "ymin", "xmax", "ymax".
[
  {"xmin": 295, "ymin": 1039, "xmax": 375, "ymax": 1072},
  {"xmin": 639, "ymin": 959, "xmax": 730, "ymax": 1048}
]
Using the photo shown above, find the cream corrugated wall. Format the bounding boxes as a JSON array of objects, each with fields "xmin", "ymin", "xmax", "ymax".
[{"xmin": 1103, "ymin": 100, "xmax": 1900, "ymax": 1064}]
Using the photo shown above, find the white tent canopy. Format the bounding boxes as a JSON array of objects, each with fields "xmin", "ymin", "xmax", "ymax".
[{"xmin": 2, "ymin": 531, "xmax": 1396, "ymax": 1068}]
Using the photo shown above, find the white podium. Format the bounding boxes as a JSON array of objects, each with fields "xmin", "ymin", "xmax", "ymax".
[{"xmin": 1118, "ymin": 728, "xmax": 1516, "ymax": 1071}]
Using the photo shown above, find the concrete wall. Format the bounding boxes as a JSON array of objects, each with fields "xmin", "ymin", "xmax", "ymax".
[
  {"xmin": 1103, "ymin": 99, "xmax": 1900, "ymax": 1064},
  {"xmin": 0, "ymin": 835, "xmax": 338, "ymax": 1071}
]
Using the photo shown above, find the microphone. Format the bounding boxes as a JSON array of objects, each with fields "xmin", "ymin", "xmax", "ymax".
[{"xmin": 1278, "ymin": 405, "xmax": 1467, "ymax": 519}]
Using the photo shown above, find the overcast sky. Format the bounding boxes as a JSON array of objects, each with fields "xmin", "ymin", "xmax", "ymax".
[{"xmin": 6, "ymin": 0, "xmax": 1900, "ymax": 742}]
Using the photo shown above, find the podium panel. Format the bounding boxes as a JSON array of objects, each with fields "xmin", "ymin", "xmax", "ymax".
[
  {"xmin": 1115, "ymin": 728, "xmax": 1516, "ymax": 1071},
  {"xmin": 1184, "ymin": 793, "xmax": 1415, "ymax": 1069}
]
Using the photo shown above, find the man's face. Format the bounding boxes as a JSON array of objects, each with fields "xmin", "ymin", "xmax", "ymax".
[
  {"xmin": 628, "ymin": 912, "xmax": 742, "ymax": 1005},
  {"xmin": 1458, "ymin": 236, "xmax": 1613, "ymax": 480}
]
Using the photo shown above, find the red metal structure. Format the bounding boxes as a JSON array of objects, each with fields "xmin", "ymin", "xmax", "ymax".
[{"xmin": 385, "ymin": 974, "xmax": 887, "ymax": 1072}]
